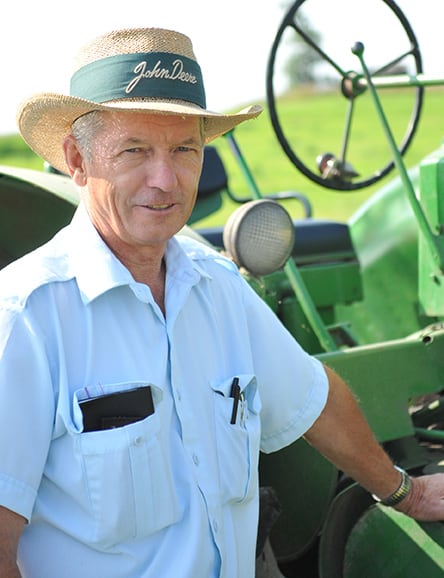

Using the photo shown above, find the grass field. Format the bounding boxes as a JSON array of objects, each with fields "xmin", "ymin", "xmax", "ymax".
[
  {"xmin": 2, "ymin": 85, "xmax": 444, "ymax": 225},
  {"xmin": 210, "ymin": 86, "xmax": 444, "ymax": 224}
]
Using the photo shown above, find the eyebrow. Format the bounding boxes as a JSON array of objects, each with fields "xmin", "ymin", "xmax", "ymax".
[
  {"xmin": 123, "ymin": 136, "xmax": 203, "ymax": 147},
  {"xmin": 178, "ymin": 136, "xmax": 203, "ymax": 147}
]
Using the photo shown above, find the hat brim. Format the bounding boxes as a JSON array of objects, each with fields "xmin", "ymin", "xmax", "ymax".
[{"xmin": 17, "ymin": 94, "xmax": 263, "ymax": 174}]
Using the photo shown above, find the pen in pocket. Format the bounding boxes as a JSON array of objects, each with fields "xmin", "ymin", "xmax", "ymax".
[{"xmin": 230, "ymin": 377, "xmax": 241, "ymax": 424}]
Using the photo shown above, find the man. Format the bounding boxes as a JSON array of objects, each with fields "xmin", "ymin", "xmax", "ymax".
[{"xmin": 0, "ymin": 26, "xmax": 443, "ymax": 578}]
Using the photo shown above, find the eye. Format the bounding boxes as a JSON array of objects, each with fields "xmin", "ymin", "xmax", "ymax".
[{"xmin": 125, "ymin": 147, "xmax": 144, "ymax": 154}]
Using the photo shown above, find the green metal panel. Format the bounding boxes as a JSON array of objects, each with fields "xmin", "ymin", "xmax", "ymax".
[
  {"xmin": 344, "ymin": 505, "xmax": 444, "ymax": 577},
  {"xmin": 419, "ymin": 150, "xmax": 444, "ymax": 316},
  {"xmin": 318, "ymin": 325, "xmax": 444, "ymax": 442},
  {"xmin": 247, "ymin": 259, "xmax": 362, "ymax": 355},
  {"xmin": 298, "ymin": 262, "xmax": 362, "ymax": 308},
  {"xmin": 250, "ymin": 261, "xmax": 362, "ymax": 311},
  {"xmin": 338, "ymin": 169, "xmax": 436, "ymax": 344}
]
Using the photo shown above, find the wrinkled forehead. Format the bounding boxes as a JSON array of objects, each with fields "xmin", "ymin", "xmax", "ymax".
[{"xmin": 72, "ymin": 110, "xmax": 205, "ymax": 161}]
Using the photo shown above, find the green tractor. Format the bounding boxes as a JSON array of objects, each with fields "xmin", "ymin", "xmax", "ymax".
[{"xmin": 2, "ymin": 0, "xmax": 444, "ymax": 575}]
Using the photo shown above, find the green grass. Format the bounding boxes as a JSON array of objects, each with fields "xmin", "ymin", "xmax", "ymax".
[
  {"xmin": 209, "ymin": 86, "xmax": 444, "ymax": 225},
  {"xmin": 0, "ymin": 133, "xmax": 43, "ymax": 171},
  {"xmin": 2, "ymin": 86, "xmax": 444, "ymax": 225}
]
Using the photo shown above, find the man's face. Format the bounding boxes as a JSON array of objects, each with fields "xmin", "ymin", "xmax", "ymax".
[{"xmin": 67, "ymin": 112, "xmax": 204, "ymax": 255}]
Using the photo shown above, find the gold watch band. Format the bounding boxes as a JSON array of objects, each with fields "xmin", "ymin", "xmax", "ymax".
[{"xmin": 373, "ymin": 466, "xmax": 412, "ymax": 507}]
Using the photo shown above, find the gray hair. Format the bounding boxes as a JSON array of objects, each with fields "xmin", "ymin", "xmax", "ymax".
[{"xmin": 71, "ymin": 111, "xmax": 107, "ymax": 162}]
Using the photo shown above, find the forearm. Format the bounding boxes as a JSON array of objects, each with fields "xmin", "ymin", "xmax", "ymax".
[
  {"xmin": 0, "ymin": 506, "xmax": 25, "ymax": 578},
  {"xmin": 0, "ymin": 561, "xmax": 22, "ymax": 578},
  {"xmin": 304, "ymin": 364, "xmax": 402, "ymax": 500}
]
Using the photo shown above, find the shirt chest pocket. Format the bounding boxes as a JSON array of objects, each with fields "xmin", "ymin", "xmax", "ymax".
[
  {"xmin": 211, "ymin": 374, "xmax": 261, "ymax": 504},
  {"xmin": 73, "ymin": 383, "xmax": 179, "ymax": 549}
]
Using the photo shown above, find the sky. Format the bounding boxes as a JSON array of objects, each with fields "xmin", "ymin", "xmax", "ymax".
[{"xmin": 1, "ymin": 0, "xmax": 443, "ymax": 135}]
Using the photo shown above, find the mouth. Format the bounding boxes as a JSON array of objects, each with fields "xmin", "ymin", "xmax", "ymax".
[{"xmin": 141, "ymin": 203, "xmax": 175, "ymax": 211}]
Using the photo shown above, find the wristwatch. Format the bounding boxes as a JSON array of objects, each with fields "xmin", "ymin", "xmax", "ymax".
[{"xmin": 373, "ymin": 466, "xmax": 412, "ymax": 507}]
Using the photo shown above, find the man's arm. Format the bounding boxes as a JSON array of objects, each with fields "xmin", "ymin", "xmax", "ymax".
[
  {"xmin": 304, "ymin": 364, "xmax": 444, "ymax": 521},
  {"xmin": 0, "ymin": 506, "xmax": 26, "ymax": 577}
]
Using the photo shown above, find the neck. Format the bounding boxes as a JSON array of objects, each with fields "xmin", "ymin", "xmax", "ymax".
[
  {"xmin": 87, "ymin": 211, "xmax": 168, "ymax": 313},
  {"xmin": 116, "ymin": 246, "xmax": 167, "ymax": 315}
]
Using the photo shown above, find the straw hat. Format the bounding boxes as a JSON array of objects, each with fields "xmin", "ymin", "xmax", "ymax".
[{"xmin": 17, "ymin": 27, "xmax": 263, "ymax": 174}]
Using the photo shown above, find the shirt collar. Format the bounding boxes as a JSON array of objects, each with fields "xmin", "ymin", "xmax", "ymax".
[
  {"xmin": 68, "ymin": 204, "xmax": 133, "ymax": 303},
  {"xmin": 68, "ymin": 203, "xmax": 211, "ymax": 304}
]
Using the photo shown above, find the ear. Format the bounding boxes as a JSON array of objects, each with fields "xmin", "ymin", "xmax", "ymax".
[{"xmin": 63, "ymin": 135, "xmax": 87, "ymax": 186}]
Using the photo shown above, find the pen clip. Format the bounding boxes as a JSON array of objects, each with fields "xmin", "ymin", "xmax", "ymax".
[
  {"xmin": 239, "ymin": 391, "xmax": 245, "ymax": 426},
  {"xmin": 230, "ymin": 377, "xmax": 240, "ymax": 425}
]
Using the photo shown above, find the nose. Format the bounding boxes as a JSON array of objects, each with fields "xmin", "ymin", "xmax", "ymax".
[{"xmin": 145, "ymin": 154, "xmax": 178, "ymax": 192}]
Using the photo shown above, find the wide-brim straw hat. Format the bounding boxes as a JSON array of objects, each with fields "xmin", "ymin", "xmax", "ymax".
[{"xmin": 17, "ymin": 27, "xmax": 263, "ymax": 174}]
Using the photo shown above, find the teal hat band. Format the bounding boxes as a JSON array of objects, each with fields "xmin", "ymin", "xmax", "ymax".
[{"xmin": 70, "ymin": 52, "xmax": 206, "ymax": 108}]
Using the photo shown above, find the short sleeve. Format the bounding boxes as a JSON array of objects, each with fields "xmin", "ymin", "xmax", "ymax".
[
  {"xmin": 240, "ymin": 280, "xmax": 329, "ymax": 454},
  {"xmin": 0, "ymin": 303, "xmax": 54, "ymax": 519}
]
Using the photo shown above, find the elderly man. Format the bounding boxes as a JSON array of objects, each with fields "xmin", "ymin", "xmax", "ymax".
[{"xmin": 0, "ymin": 26, "xmax": 443, "ymax": 578}]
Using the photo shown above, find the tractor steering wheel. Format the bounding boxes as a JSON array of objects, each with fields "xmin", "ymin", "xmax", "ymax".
[{"xmin": 266, "ymin": 0, "xmax": 424, "ymax": 191}]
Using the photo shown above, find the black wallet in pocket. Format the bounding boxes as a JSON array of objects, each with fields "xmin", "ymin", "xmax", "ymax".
[{"xmin": 79, "ymin": 386, "xmax": 154, "ymax": 432}]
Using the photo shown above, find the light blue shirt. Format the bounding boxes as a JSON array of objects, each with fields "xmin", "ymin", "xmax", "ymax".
[{"xmin": 0, "ymin": 204, "xmax": 328, "ymax": 578}]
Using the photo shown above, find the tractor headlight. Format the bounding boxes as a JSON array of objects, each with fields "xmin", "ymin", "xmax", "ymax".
[{"xmin": 223, "ymin": 199, "xmax": 295, "ymax": 276}]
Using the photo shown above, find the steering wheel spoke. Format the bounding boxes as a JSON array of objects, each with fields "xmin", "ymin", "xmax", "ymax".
[{"xmin": 290, "ymin": 21, "xmax": 349, "ymax": 78}]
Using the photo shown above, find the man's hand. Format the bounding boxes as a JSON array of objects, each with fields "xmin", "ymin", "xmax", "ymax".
[{"xmin": 396, "ymin": 473, "xmax": 444, "ymax": 521}]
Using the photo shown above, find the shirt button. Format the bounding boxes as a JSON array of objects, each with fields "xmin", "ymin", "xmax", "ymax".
[
  {"xmin": 134, "ymin": 436, "xmax": 143, "ymax": 446},
  {"xmin": 213, "ymin": 519, "xmax": 219, "ymax": 533},
  {"xmin": 192, "ymin": 453, "xmax": 200, "ymax": 466},
  {"xmin": 176, "ymin": 389, "xmax": 182, "ymax": 401}
]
